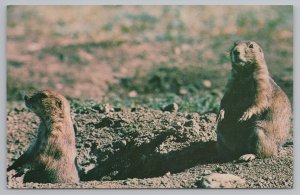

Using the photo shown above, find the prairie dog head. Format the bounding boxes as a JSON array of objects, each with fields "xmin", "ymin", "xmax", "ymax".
[
  {"xmin": 230, "ymin": 40, "xmax": 265, "ymax": 73},
  {"xmin": 24, "ymin": 90, "xmax": 70, "ymax": 119}
]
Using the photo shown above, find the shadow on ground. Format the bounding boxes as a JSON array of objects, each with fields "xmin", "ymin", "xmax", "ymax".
[
  {"xmin": 80, "ymin": 131, "xmax": 217, "ymax": 180},
  {"xmin": 70, "ymin": 104, "xmax": 218, "ymax": 181}
]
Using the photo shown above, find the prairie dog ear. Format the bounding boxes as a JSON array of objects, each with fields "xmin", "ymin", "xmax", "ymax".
[
  {"xmin": 42, "ymin": 90, "xmax": 49, "ymax": 94},
  {"xmin": 234, "ymin": 40, "xmax": 240, "ymax": 46}
]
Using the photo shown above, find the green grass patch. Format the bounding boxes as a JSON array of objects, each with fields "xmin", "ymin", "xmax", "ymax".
[
  {"xmin": 8, "ymin": 60, "xmax": 24, "ymax": 68},
  {"xmin": 39, "ymin": 40, "xmax": 125, "ymax": 65},
  {"xmin": 7, "ymin": 78, "xmax": 37, "ymax": 101},
  {"xmin": 107, "ymin": 65, "xmax": 223, "ymax": 113}
]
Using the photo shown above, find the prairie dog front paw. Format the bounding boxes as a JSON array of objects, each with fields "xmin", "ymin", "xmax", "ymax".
[
  {"xmin": 217, "ymin": 109, "xmax": 225, "ymax": 122},
  {"xmin": 239, "ymin": 109, "xmax": 254, "ymax": 122},
  {"xmin": 238, "ymin": 154, "xmax": 256, "ymax": 162}
]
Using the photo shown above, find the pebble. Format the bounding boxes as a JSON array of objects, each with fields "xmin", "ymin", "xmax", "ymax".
[
  {"xmin": 203, "ymin": 170, "xmax": 212, "ymax": 175},
  {"xmin": 202, "ymin": 80, "xmax": 212, "ymax": 88},
  {"xmin": 197, "ymin": 173, "xmax": 245, "ymax": 188},
  {"xmin": 128, "ymin": 90, "xmax": 138, "ymax": 97}
]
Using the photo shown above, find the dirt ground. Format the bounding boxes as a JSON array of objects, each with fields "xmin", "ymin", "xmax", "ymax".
[
  {"xmin": 6, "ymin": 103, "xmax": 293, "ymax": 188},
  {"xmin": 6, "ymin": 6, "xmax": 293, "ymax": 189}
]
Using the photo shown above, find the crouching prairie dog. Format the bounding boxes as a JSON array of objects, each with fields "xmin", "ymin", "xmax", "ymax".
[
  {"xmin": 7, "ymin": 90, "xmax": 79, "ymax": 183},
  {"xmin": 216, "ymin": 40, "xmax": 292, "ymax": 162}
]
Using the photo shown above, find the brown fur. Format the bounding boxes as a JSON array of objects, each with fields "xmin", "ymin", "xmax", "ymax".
[
  {"xmin": 7, "ymin": 90, "xmax": 79, "ymax": 183},
  {"xmin": 216, "ymin": 40, "xmax": 291, "ymax": 161}
]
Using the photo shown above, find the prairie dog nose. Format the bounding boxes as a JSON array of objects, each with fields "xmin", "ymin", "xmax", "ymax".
[{"xmin": 233, "ymin": 49, "xmax": 240, "ymax": 56}]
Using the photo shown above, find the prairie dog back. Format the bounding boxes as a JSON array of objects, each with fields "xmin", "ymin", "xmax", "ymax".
[{"xmin": 7, "ymin": 90, "xmax": 79, "ymax": 183}]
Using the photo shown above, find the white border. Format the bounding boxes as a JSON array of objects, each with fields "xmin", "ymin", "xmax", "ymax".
[{"xmin": 0, "ymin": 0, "xmax": 298, "ymax": 195}]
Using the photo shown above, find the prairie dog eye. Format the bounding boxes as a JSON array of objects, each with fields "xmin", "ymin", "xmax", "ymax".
[{"xmin": 249, "ymin": 44, "xmax": 254, "ymax": 48}]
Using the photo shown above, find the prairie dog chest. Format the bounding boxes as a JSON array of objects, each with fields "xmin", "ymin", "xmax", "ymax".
[{"xmin": 224, "ymin": 78, "xmax": 256, "ymax": 112}]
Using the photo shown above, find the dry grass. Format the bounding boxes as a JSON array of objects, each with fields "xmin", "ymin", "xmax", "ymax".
[{"xmin": 7, "ymin": 5, "xmax": 293, "ymax": 111}]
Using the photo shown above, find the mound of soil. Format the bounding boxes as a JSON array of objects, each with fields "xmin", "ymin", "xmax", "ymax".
[{"xmin": 6, "ymin": 102, "xmax": 293, "ymax": 188}]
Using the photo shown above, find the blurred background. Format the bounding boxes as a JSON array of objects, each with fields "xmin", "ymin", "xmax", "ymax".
[{"xmin": 7, "ymin": 5, "xmax": 293, "ymax": 114}]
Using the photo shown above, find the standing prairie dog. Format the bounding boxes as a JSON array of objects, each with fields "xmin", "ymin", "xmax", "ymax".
[
  {"xmin": 7, "ymin": 90, "xmax": 79, "ymax": 183},
  {"xmin": 216, "ymin": 40, "xmax": 291, "ymax": 162}
]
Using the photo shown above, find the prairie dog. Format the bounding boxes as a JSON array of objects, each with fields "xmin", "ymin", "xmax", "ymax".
[
  {"xmin": 216, "ymin": 40, "xmax": 291, "ymax": 161},
  {"xmin": 7, "ymin": 90, "xmax": 79, "ymax": 183}
]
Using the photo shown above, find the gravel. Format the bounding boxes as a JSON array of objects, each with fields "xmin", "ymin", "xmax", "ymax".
[{"xmin": 6, "ymin": 103, "xmax": 293, "ymax": 188}]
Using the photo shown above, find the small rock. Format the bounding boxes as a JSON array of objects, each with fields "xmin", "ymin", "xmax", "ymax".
[
  {"xmin": 246, "ymin": 162, "xmax": 252, "ymax": 167},
  {"xmin": 203, "ymin": 170, "xmax": 212, "ymax": 175},
  {"xmin": 181, "ymin": 44, "xmax": 191, "ymax": 51},
  {"xmin": 174, "ymin": 47, "xmax": 181, "ymax": 55},
  {"xmin": 202, "ymin": 80, "xmax": 212, "ymax": 88},
  {"xmin": 92, "ymin": 104, "xmax": 114, "ymax": 113},
  {"xmin": 202, "ymin": 113, "xmax": 217, "ymax": 123},
  {"xmin": 179, "ymin": 89, "xmax": 188, "ymax": 95},
  {"xmin": 162, "ymin": 103, "xmax": 179, "ymax": 112},
  {"xmin": 27, "ymin": 43, "xmax": 42, "ymax": 52},
  {"xmin": 104, "ymin": 104, "xmax": 114, "ymax": 112},
  {"xmin": 259, "ymin": 178, "xmax": 265, "ymax": 183},
  {"xmin": 128, "ymin": 90, "xmax": 138, "ymax": 98},
  {"xmin": 120, "ymin": 140, "xmax": 127, "ymax": 147},
  {"xmin": 174, "ymin": 122, "xmax": 181, "ymax": 126},
  {"xmin": 268, "ymin": 176, "xmax": 273, "ymax": 180},
  {"xmin": 197, "ymin": 173, "xmax": 246, "ymax": 188},
  {"xmin": 15, "ymin": 176, "xmax": 23, "ymax": 183}
]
